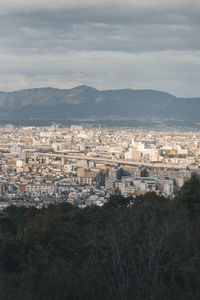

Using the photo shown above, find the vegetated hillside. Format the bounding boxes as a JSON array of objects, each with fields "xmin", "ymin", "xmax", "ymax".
[
  {"xmin": 1, "ymin": 176, "xmax": 200, "ymax": 299},
  {"xmin": 0, "ymin": 85, "xmax": 200, "ymax": 119}
]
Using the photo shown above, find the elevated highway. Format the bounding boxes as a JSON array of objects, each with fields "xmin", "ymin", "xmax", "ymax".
[{"xmin": 35, "ymin": 152, "xmax": 188, "ymax": 171}]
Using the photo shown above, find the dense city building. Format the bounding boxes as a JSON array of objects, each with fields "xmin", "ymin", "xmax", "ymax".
[{"xmin": 0, "ymin": 124, "xmax": 199, "ymax": 208}]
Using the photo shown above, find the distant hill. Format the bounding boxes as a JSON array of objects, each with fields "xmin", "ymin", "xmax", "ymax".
[{"xmin": 0, "ymin": 85, "xmax": 199, "ymax": 119}]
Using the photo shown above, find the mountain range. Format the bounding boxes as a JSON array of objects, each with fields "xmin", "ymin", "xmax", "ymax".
[{"xmin": 0, "ymin": 85, "xmax": 199, "ymax": 120}]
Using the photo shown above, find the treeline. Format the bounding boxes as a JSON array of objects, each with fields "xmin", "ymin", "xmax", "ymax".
[{"xmin": 0, "ymin": 176, "xmax": 200, "ymax": 300}]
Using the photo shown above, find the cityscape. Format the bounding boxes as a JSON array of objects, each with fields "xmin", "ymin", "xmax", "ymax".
[
  {"xmin": 1, "ymin": 0, "xmax": 200, "ymax": 297},
  {"xmin": 0, "ymin": 123, "xmax": 199, "ymax": 209}
]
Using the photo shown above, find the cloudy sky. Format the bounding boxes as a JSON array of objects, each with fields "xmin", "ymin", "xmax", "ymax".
[{"xmin": 0, "ymin": 0, "xmax": 200, "ymax": 97}]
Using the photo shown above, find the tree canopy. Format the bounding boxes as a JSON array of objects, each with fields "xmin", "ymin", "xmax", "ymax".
[{"xmin": 0, "ymin": 177, "xmax": 200, "ymax": 299}]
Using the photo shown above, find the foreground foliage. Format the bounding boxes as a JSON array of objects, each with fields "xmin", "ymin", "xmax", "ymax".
[{"xmin": 0, "ymin": 177, "xmax": 200, "ymax": 300}]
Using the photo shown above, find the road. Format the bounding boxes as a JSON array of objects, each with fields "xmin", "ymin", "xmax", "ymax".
[{"xmin": 36, "ymin": 152, "xmax": 188, "ymax": 171}]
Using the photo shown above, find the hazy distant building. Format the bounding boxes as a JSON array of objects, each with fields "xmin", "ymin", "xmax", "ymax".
[{"xmin": 108, "ymin": 168, "xmax": 123, "ymax": 180}]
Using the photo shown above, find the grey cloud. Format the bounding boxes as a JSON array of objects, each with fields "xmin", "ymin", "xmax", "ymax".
[
  {"xmin": 0, "ymin": 2, "xmax": 200, "ymax": 54},
  {"xmin": 0, "ymin": 16, "xmax": 200, "ymax": 55},
  {"xmin": 0, "ymin": 51, "xmax": 199, "ymax": 97},
  {"xmin": 0, "ymin": 0, "xmax": 199, "ymax": 96}
]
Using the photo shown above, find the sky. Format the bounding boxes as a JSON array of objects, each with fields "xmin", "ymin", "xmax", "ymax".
[{"xmin": 0, "ymin": 0, "xmax": 200, "ymax": 97}]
